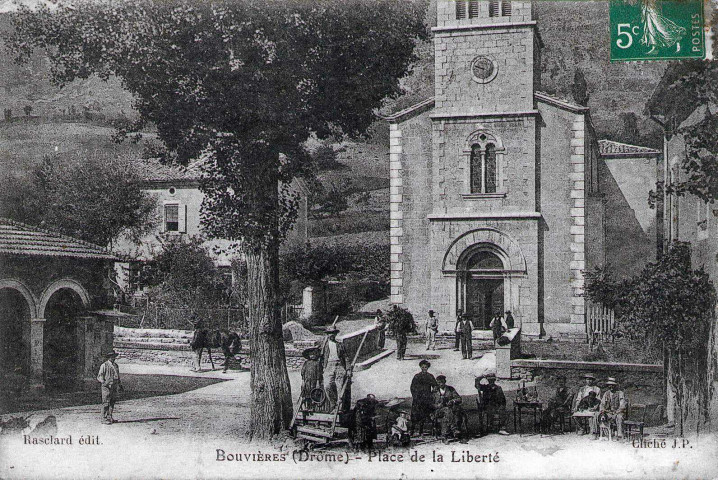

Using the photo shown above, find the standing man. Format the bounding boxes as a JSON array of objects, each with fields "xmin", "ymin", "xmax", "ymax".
[
  {"xmin": 489, "ymin": 312, "xmax": 506, "ymax": 342},
  {"xmin": 374, "ymin": 309, "xmax": 387, "ymax": 349},
  {"xmin": 459, "ymin": 314, "xmax": 474, "ymax": 360},
  {"xmin": 410, "ymin": 359, "xmax": 437, "ymax": 436},
  {"xmin": 190, "ymin": 317, "xmax": 207, "ymax": 372},
  {"xmin": 97, "ymin": 350, "xmax": 123, "ymax": 425},
  {"xmin": 322, "ymin": 326, "xmax": 347, "ymax": 412},
  {"xmin": 453, "ymin": 310, "xmax": 463, "ymax": 351},
  {"xmin": 599, "ymin": 377, "xmax": 626, "ymax": 440},
  {"xmin": 425, "ymin": 310, "xmax": 438, "ymax": 351},
  {"xmin": 505, "ymin": 310, "xmax": 515, "ymax": 329}
]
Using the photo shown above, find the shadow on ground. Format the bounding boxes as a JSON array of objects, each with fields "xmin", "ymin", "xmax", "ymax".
[{"xmin": 0, "ymin": 374, "xmax": 228, "ymax": 415}]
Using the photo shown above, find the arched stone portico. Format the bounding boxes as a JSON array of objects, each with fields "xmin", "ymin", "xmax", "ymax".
[{"xmin": 441, "ymin": 228, "xmax": 529, "ymax": 330}]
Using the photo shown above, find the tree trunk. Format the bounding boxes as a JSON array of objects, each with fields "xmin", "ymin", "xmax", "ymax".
[{"xmin": 245, "ymin": 241, "xmax": 293, "ymax": 440}]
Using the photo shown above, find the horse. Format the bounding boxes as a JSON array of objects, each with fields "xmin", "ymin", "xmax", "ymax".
[{"xmin": 190, "ymin": 327, "xmax": 242, "ymax": 373}]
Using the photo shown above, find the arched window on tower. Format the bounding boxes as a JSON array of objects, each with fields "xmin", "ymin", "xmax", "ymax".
[{"xmin": 470, "ymin": 143, "xmax": 498, "ymax": 194}]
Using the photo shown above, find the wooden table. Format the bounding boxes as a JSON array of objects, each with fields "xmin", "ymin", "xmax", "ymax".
[
  {"xmin": 572, "ymin": 411, "xmax": 597, "ymax": 434},
  {"xmin": 513, "ymin": 401, "xmax": 542, "ymax": 434}
]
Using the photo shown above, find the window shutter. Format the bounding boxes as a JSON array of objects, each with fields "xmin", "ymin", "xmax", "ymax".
[
  {"xmin": 178, "ymin": 204, "xmax": 187, "ymax": 233},
  {"xmin": 162, "ymin": 203, "xmax": 167, "ymax": 233}
]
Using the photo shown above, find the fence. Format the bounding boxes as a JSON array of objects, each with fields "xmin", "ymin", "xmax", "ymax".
[
  {"xmin": 127, "ymin": 303, "xmax": 248, "ymax": 332},
  {"xmin": 586, "ymin": 302, "xmax": 616, "ymax": 344}
]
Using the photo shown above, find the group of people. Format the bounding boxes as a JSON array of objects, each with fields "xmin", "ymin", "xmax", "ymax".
[
  {"xmin": 542, "ymin": 373, "xmax": 627, "ymax": 439},
  {"xmin": 408, "ymin": 360, "xmax": 509, "ymax": 443}
]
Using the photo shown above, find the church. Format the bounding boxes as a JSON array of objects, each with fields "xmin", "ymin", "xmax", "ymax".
[{"xmin": 385, "ymin": 0, "xmax": 660, "ymax": 338}]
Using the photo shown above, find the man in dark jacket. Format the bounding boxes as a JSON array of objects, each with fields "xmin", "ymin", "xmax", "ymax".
[
  {"xmin": 410, "ymin": 359, "xmax": 437, "ymax": 436},
  {"xmin": 476, "ymin": 373, "xmax": 508, "ymax": 435},
  {"xmin": 433, "ymin": 375, "xmax": 464, "ymax": 442}
]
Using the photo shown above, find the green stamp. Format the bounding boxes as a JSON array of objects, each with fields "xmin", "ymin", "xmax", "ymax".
[{"xmin": 610, "ymin": 0, "xmax": 705, "ymax": 61}]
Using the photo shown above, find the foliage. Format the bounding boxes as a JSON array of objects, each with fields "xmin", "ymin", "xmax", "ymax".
[
  {"xmin": 0, "ymin": 151, "xmax": 156, "ymax": 247},
  {"xmin": 647, "ymin": 60, "xmax": 718, "ymax": 203},
  {"xmin": 8, "ymin": 0, "xmax": 428, "ymax": 249},
  {"xmin": 585, "ymin": 243, "xmax": 716, "ymax": 434},
  {"xmin": 281, "ymin": 242, "xmax": 390, "ymax": 287},
  {"xmin": 385, "ymin": 305, "xmax": 418, "ymax": 335},
  {"xmin": 144, "ymin": 237, "xmax": 233, "ymax": 308},
  {"xmin": 311, "ymin": 143, "xmax": 345, "ymax": 172}
]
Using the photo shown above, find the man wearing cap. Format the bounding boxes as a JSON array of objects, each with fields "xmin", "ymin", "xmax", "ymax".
[
  {"xmin": 410, "ymin": 360, "xmax": 437, "ymax": 436},
  {"xmin": 572, "ymin": 373, "xmax": 601, "ymax": 434},
  {"xmin": 432, "ymin": 375, "xmax": 464, "ymax": 442},
  {"xmin": 475, "ymin": 373, "xmax": 509, "ymax": 435},
  {"xmin": 374, "ymin": 309, "xmax": 387, "ymax": 349},
  {"xmin": 97, "ymin": 350, "xmax": 123, "ymax": 425},
  {"xmin": 458, "ymin": 314, "xmax": 474, "ymax": 360},
  {"xmin": 572, "ymin": 374, "xmax": 601, "ymax": 412},
  {"xmin": 322, "ymin": 327, "xmax": 347, "ymax": 412},
  {"xmin": 426, "ymin": 310, "xmax": 438, "ymax": 351},
  {"xmin": 599, "ymin": 377, "xmax": 626, "ymax": 439}
]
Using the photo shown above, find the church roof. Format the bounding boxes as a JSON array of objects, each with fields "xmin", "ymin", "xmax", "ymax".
[
  {"xmin": 383, "ymin": 92, "xmax": 590, "ymax": 123},
  {"xmin": 598, "ymin": 140, "xmax": 660, "ymax": 158},
  {"xmin": 534, "ymin": 92, "xmax": 589, "ymax": 113},
  {"xmin": 0, "ymin": 218, "xmax": 119, "ymax": 260}
]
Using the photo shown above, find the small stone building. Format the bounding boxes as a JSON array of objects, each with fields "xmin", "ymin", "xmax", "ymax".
[
  {"xmin": 386, "ymin": 0, "xmax": 660, "ymax": 339},
  {"xmin": 0, "ymin": 218, "xmax": 116, "ymax": 390}
]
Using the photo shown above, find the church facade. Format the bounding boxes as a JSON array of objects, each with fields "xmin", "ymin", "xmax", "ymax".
[{"xmin": 386, "ymin": 0, "xmax": 632, "ymax": 338}]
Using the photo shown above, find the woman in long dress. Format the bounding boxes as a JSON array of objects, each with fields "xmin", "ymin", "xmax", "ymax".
[{"xmin": 640, "ymin": 0, "xmax": 686, "ymax": 54}]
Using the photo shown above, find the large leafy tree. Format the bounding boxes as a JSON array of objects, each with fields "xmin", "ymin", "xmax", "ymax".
[
  {"xmin": 8, "ymin": 0, "xmax": 427, "ymax": 438},
  {"xmin": 0, "ymin": 151, "xmax": 156, "ymax": 248}
]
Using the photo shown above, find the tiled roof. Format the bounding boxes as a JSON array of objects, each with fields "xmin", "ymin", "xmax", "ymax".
[
  {"xmin": 0, "ymin": 218, "xmax": 119, "ymax": 260},
  {"xmin": 132, "ymin": 157, "xmax": 202, "ymax": 183},
  {"xmin": 598, "ymin": 140, "xmax": 660, "ymax": 157}
]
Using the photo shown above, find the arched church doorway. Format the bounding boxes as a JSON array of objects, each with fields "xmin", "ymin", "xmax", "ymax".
[
  {"xmin": 0, "ymin": 288, "xmax": 31, "ymax": 378},
  {"xmin": 43, "ymin": 288, "xmax": 85, "ymax": 389},
  {"xmin": 457, "ymin": 248, "xmax": 505, "ymax": 330}
]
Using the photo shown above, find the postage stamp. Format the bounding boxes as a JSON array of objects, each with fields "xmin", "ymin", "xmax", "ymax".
[
  {"xmin": 0, "ymin": 0, "xmax": 717, "ymax": 479},
  {"xmin": 610, "ymin": 0, "xmax": 706, "ymax": 61}
]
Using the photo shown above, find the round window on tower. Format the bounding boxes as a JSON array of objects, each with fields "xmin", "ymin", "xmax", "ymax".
[{"xmin": 471, "ymin": 56, "xmax": 498, "ymax": 84}]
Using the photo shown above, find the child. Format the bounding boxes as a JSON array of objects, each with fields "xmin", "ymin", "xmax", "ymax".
[
  {"xmin": 97, "ymin": 350, "xmax": 123, "ymax": 425},
  {"xmin": 300, "ymin": 347, "xmax": 323, "ymax": 409},
  {"xmin": 390, "ymin": 410, "xmax": 411, "ymax": 447}
]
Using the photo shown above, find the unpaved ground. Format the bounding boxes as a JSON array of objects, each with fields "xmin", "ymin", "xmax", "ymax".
[{"xmin": 1, "ymin": 342, "xmax": 717, "ymax": 479}]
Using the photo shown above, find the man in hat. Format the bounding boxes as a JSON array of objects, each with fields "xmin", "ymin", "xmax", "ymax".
[
  {"xmin": 489, "ymin": 312, "xmax": 507, "ymax": 342},
  {"xmin": 300, "ymin": 347, "xmax": 323, "ymax": 409},
  {"xmin": 453, "ymin": 310, "xmax": 463, "ymax": 351},
  {"xmin": 97, "ymin": 350, "xmax": 123, "ymax": 425},
  {"xmin": 425, "ymin": 310, "xmax": 438, "ymax": 351},
  {"xmin": 458, "ymin": 314, "xmax": 474, "ymax": 359},
  {"xmin": 599, "ymin": 377, "xmax": 626, "ymax": 439},
  {"xmin": 505, "ymin": 310, "xmax": 515, "ymax": 330},
  {"xmin": 572, "ymin": 374, "xmax": 601, "ymax": 412},
  {"xmin": 322, "ymin": 326, "xmax": 347, "ymax": 412},
  {"xmin": 410, "ymin": 359, "xmax": 437, "ymax": 436},
  {"xmin": 433, "ymin": 375, "xmax": 464, "ymax": 442},
  {"xmin": 541, "ymin": 375, "xmax": 572, "ymax": 431},
  {"xmin": 475, "ymin": 373, "xmax": 509, "ymax": 435},
  {"xmin": 374, "ymin": 309, "xmax": 387, "ymax": 349},
  {"xmin": 190, "ymin": 317, "xmax": 207, "ymax": 372}
]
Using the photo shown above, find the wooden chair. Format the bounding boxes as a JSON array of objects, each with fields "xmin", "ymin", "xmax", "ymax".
[
  {"xmin": 623, "ymin": 403, "xmax": 647, "ymax": 442},
  {"xmin": 550, "ymin": 408, "xmax": 573, "ymax": 434}
]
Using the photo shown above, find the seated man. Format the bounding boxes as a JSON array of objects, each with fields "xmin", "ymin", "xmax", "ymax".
[
  {"xmin": 541, "ymin": 375, "xmax": 572, "ymax": 431},
  {"xmin": 574, "ymin": 391, "xmax": 601, "ymax": 435},
  {"xmin": 432, "ymin": 375, "xmax": 464, "ymax": 443},
  {"xmin": 475, "ymin": 373, "xmax": 509, "ymax": 435},
  {"xmin": 599, "ymin": 377, "xmax": 626, "ymax": 440}
]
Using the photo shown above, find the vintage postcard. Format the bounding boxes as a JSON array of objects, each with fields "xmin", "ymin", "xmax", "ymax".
[{"xmin": 0, "ymin": 0, "xmax": 717, "ymax": 478}]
